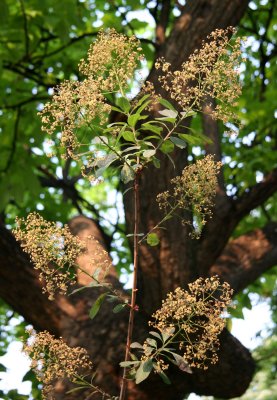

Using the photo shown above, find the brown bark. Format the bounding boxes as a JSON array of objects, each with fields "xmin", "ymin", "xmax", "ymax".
[{"xmin": 210, "ymin": 222, "xmax": 277, "ymax": 294}]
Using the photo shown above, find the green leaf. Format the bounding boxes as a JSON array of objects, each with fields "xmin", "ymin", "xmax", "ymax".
[
  {"xmin": 136, "ymin": 102, "xmax": 151, "ymax": 116},
  {"xmin": 158, "ymin": 370, "xmax": 171, "ymax": 384},
  {"xmin": 178, "ymin": 133, "xmax": 204, "ymax": 146},
  {"xmin": 158, "ymin": 109, "xmax": 178, "ymax": 118},
  {"xmin": 89, "ymin": 293, "xmax": 107, "ymax": 320},
  {"xmin": 130, "ymin": 342, "xmax": 144, "ymax": 349},
  {"xmin": 121, "ymin": 145, "xmax": 140, "ymax": 154},
  {"xmin": 170, "ymin": 352, "xmax": 193, "ymax": 373},
  {"xmin": 145, "ymin": 338, "xmax": 157, "ymax": 348},
  {"xmin": 180, "ymin": 110, "xmax": 197, "ymax": 118},
  {"xmin": 122, "ymin": 130, "xmax": 136, "ymax": 143},
  {"xmin": 152, "ymin": 157, "xmax": 161, "ymax": 169},
  {"xmin": 147, "ymin": 233, "xmax": 160, "ymax": 246},
  {"xmin": 141, "ymin": 123, "xmax": 162, "ymax": 135},
  {"xmin": 113, "ymin": 303, "xmax": 126, "ymax": 313},
  {"xmin": 133, "ymin": 94, "xmax": 151, "ymax": 111},
  {"xmin": 170, "ymin": 136, "xmax": 187, "ymax": 149},
  {"xmin": 229, "ymin": 305, "xmax": 244, "ymax": 319},
  {"xmin": 96, "ymin": 153, "xmax": 117, "ymax": 169},
  {"xmin": 107, "ymin": 295, "xmax": 118, "ymax": 303},
  {"xmin": 159, "ymin": 98, "xmax": 177, "ymax": 112},
  {"xmin": 116, "ymin": 97, "xmax": 131, "ymax": 113},
  {"xmin": 95, "ymin": 166, "xmax": 106, "ymax": 178},
  {"xmin": 135, "ymin": 359, "xmax": 153, "ymax": 384},
  {"xmin": 111, "ymin": 105, "xmax": 125, "ymax": 113},
  {"xmin": 127, "ymin": 113, "xmax": 140, "ymax": 128},
  {"xmin": 160, "ymin": 140, "xmax": 174, "ymax": 154},
  {"xmin": 166, "ymin": 152, "xmax": 176, "ymax": 169},
  {"xmin": 130, "ymin": 352, "xmax": 138, "ymax": 361},
  {"xmin": 193, "ymin": 131, "xmax": 213, "ymax": 144},
  {"xmin": 149, "ymin": 331, "xmax": 162, "ymax": 341},
  {"xmin": 120, "ymin": 360, "xmax": 140, "ymax": 367},
  {"xmin": 142, "ymin": 149, "xmax": 156, "ymax": 159},
  {"xmin": 121, "ymin": 164, "xmax": 135, "ymax": 184}
]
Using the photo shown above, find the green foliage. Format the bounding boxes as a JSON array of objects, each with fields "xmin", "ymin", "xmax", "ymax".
[{"xmin": 146, "ymin": 232, "xmax": 160, "ymax": 246}]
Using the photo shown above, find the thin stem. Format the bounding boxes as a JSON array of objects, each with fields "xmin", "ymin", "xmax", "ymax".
[
  {"xmin": 119, "ymin": 171, "xmax": 140, "ymax": 400},
  {"xmin": 74, "ymin": 263, "xmax": 126, "ymax": 303},
  {"xmin": 155, "ymin": 98, "xmax": 199, "ymax": 152},
  {"xmin": 138, "ymin": 204, "xmax": 178, "ymax": 245},
  {"xmin": 70, "ymin": 373, "xmax": 112, "ymax": 399}
]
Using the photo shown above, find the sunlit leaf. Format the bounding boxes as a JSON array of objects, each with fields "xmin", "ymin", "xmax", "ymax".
[
  {"xmin": 135, "ymin": 359, "xmax": 153, "ymax": 384},
  {"xmin": 158, "ymin": 109, "xmax": 178, "ymax": 118},
  {"xmin": 147, "ymin": 233, "xmax": 159, "ymax": 246},
  {"xmin": 130, "ymin": 342, "xmax": 144, "ymax": 349},
  {"xmin": 121, "ymin": 164, "xmax": 135, "ymax": 183},
  {"xmin": 143, "ymin": 149, "xmax": 156, "ymax": 159}
]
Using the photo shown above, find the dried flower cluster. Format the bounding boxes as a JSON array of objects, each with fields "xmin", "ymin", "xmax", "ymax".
[
  {"xmin": 157, "ymin": 155, "xmax": 222, "ymax": 237},
  {"xmin": 23, "ymin": 330, "xmax": 92, "ymax": 399},
  {"xmin": 155, "ymin": 28, "xmax": 242, "ymax": 124},
  {"xmin": 148, "ymin": 276, "xmax": 233, "ymax": 369},
  {"xmin": 40, "ymin": 80, "xmax": 110, "ymax": 160},
  {"xmin": 13, "ymin": 213, "xmax": 85, "ymax": 300},
  {"xmin": 79, "ymin": 29, "xmax": 143, "ymax": 92},
  {"xmin": 39, "ymin": 29, "xmax": 143, "ymax": 161}
]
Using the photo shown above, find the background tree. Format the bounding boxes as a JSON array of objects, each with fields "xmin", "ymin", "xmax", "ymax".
[{"xmin": 0, "ymin": 0, "xmax": 276, "ymax": 399}]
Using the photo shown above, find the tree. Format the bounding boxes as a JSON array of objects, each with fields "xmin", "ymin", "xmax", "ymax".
[{"xmin": 0, "ymin": 0, "xmax": 276, "ymax": 399}]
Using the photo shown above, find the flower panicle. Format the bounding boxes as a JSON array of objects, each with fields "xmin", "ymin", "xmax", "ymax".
[
  {"xmin": 23, "ymin": 329, "xmax": 93, "ymax": 399},
  {"xmin": 155, "ymin": 27, "xmax": 243, "ymax": 125},
  {"xmin": 145, "ymin": 276, "xmax": 233, "ymax": 370},
  {"xmin": 157, "ymin": 155, "xmax": 222, "ymax": 237},
  {"xmin": 39, "ymin": 29, "xmax": 144, "ymax": 165},
  {"xmin": 13, "ymin": 212, "xmax": 85, "ymax": 300}
]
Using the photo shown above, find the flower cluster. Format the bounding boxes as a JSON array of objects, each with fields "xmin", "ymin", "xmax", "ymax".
[
  {"xmin": 157, "ymin": 155, "xmax": 222, "ymax": 237},
  {"xmin": 79, "ymin": 28, "xmax": 143, "ymax": 92},
  {"xmin": 39, "ymin": 29, "xmax": 143, "ymax": 162},
  {"xmin": 155, "ymin": 28, "xmax": 242, "ymax": 124},
  {"xmin": 40, "ymin": 78, "xmax": 111, "ymax": 160},
  {"xmin": 148, "ymin": 276, "xmax": 233, "ymax": 369},
  {"xmin": 23, "ymin": 330, "xmax": 92, "ymax": 399},
  {"xmin": 13, "ymin": 213, "xmax": 85, "ymax": 300}
]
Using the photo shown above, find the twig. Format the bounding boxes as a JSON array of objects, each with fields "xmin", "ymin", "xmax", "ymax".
[{"xmin": 119, "ymin": 171, "xmax": 140, "ymax": 400}]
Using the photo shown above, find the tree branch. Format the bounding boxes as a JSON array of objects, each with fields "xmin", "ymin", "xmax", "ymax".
[
  {"xmin": 235, "ymin": 168, "xmax": 277, "ymax": 219},
  {"xmin": 155, "ymin": 0, "xmax": 172, "ymax": 45},
  {"xmin": 210, "ymin": 222, "xmax": 277, "ymax": 294},
  {"xmin": 0, "ymin": 224, "xmax": 67, "ymax": 335},
  {"xmin": 198, "ymin": 168, "xmax": 277, "ymax": 274}
]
